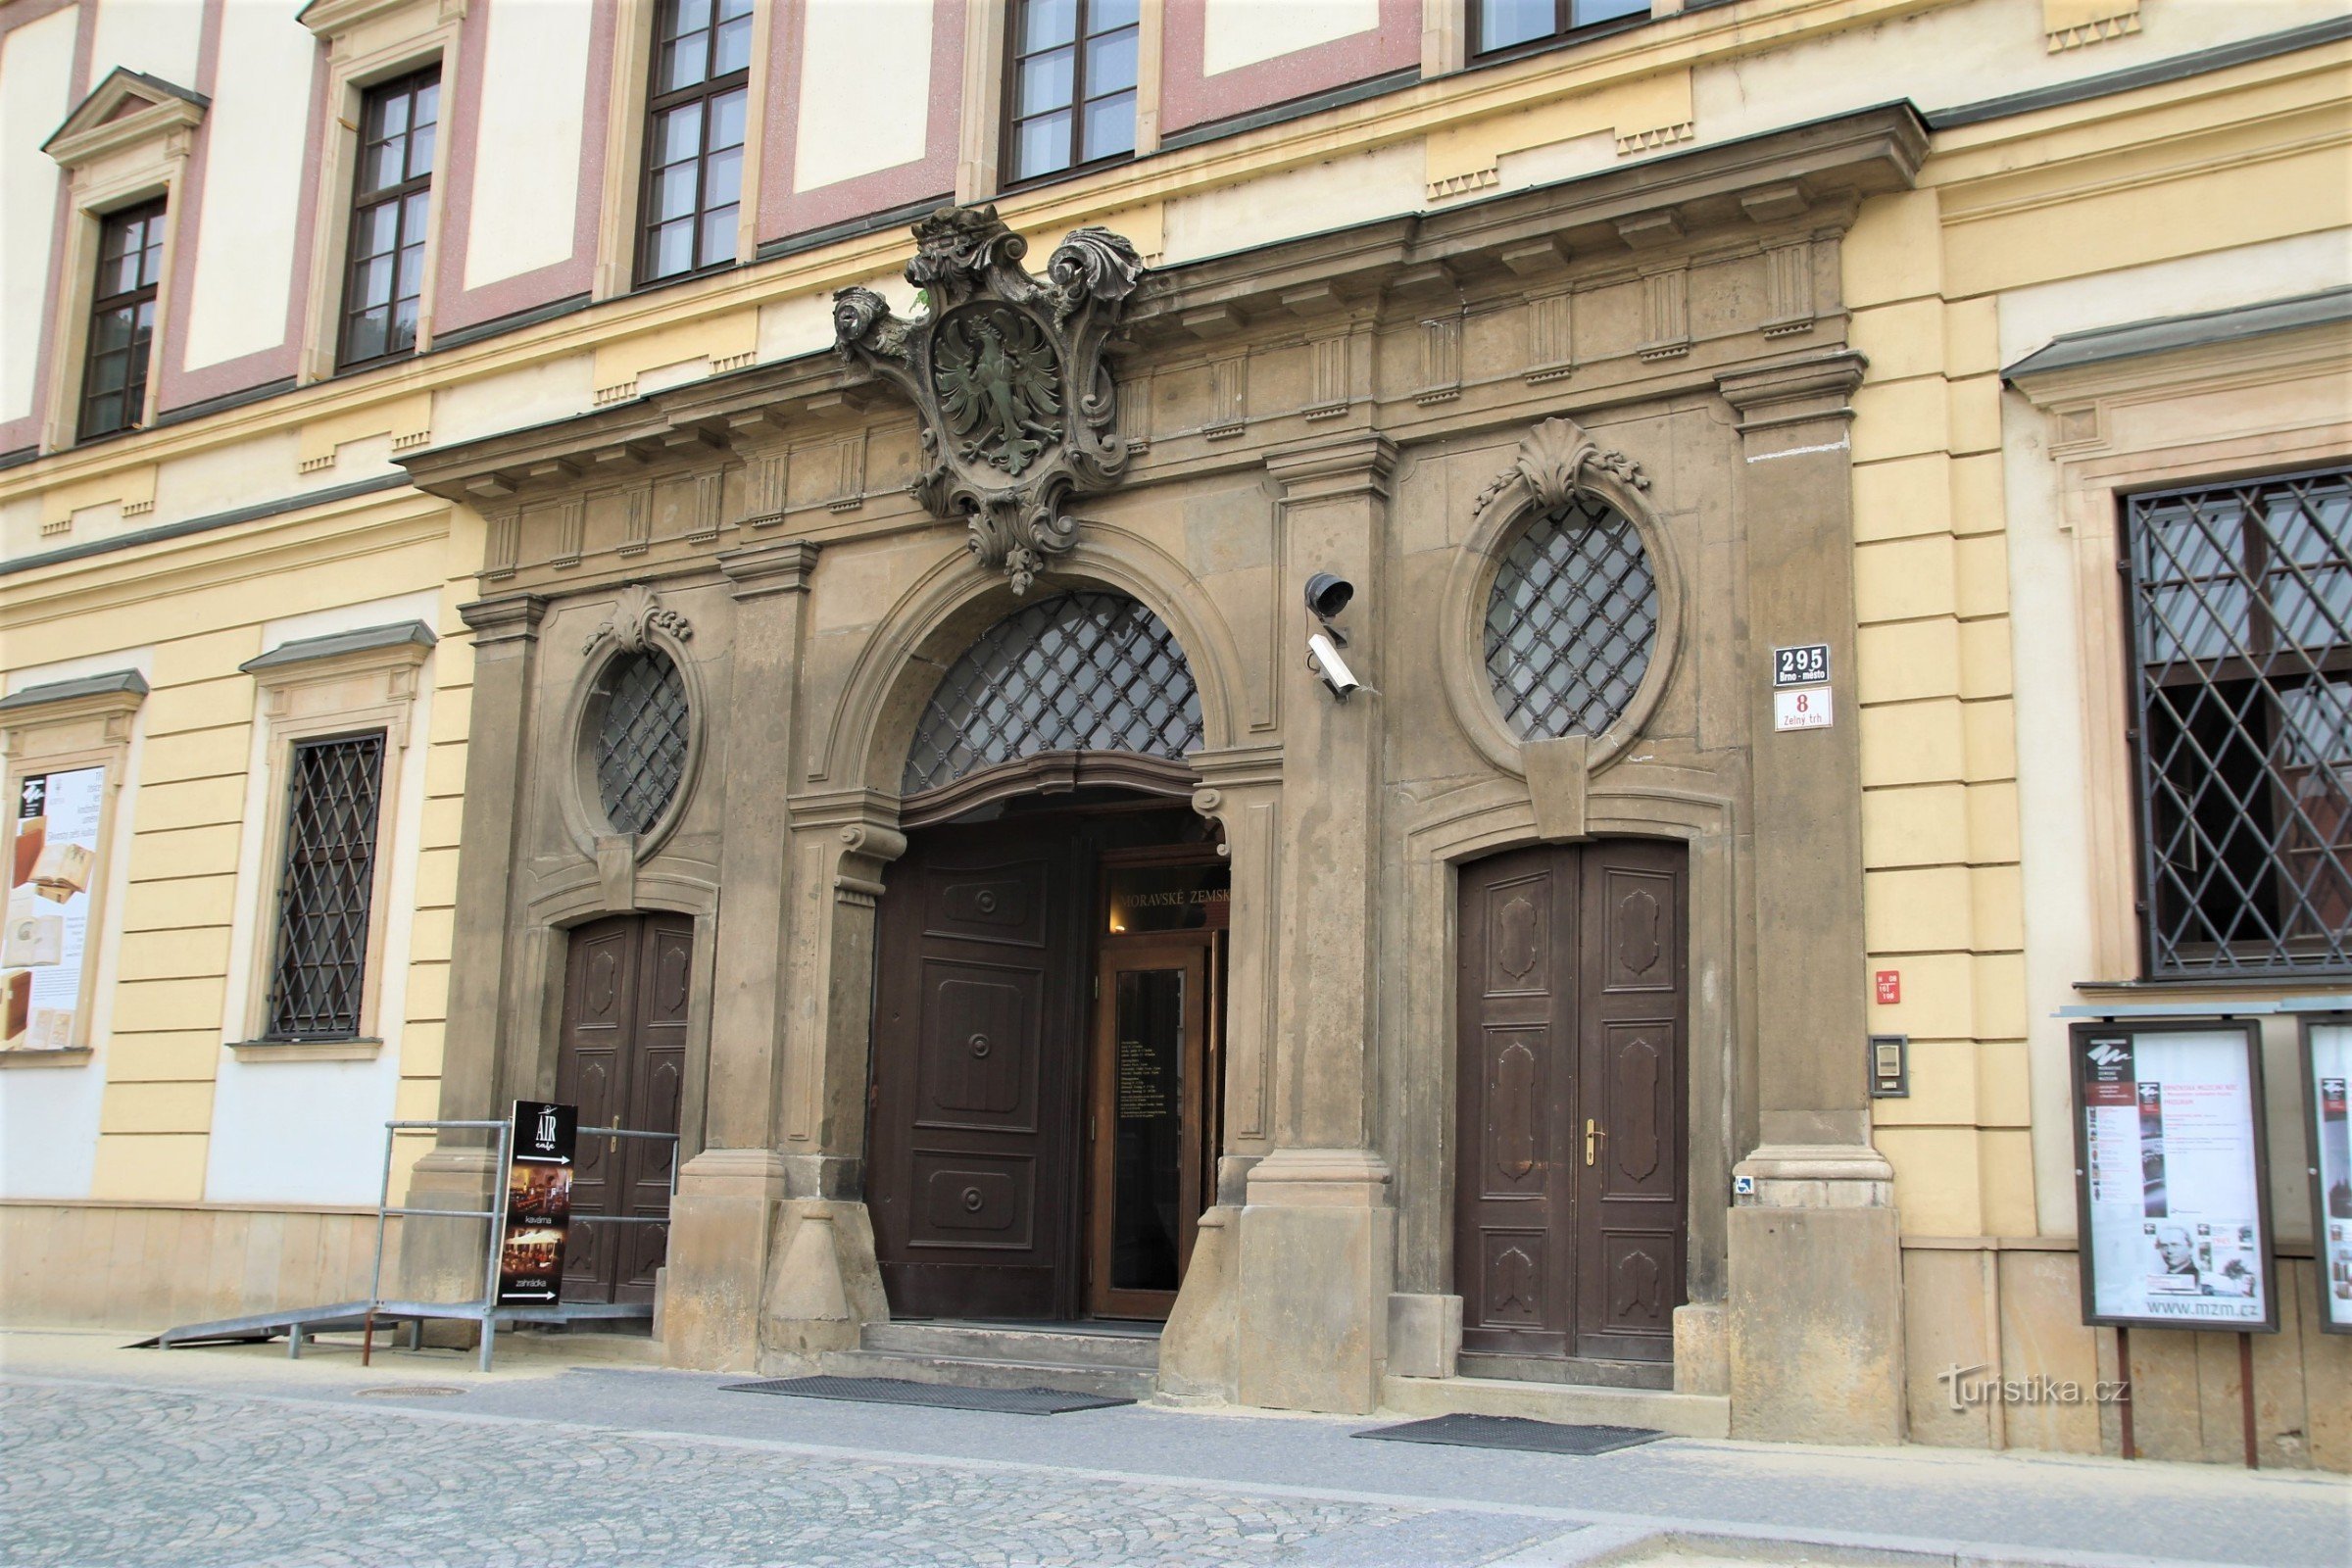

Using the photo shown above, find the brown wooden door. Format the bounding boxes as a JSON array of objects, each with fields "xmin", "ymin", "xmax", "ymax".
[
  {"xmin": 868, "ymin": 818, "xmax": 1086, "ymax": 1319},
  {"xmin": 1455, "ymin": 840, "xmax": 1687, "ymax": 1364},
  {"xmin": 555, "ymin": 911, "xmax": 690, "ymax": 1305}
]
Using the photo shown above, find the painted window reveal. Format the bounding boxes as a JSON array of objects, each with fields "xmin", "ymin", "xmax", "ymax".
[
  {"xmin": 638, "ymin": 0, "xmax": 752, "ymax": 284},
  {"xmin": 904, "ymin": 591, "xmax": 1201, "ymax": 793},
  {"xmin": 77, "ymin": 200, "xmax": 166, "ymax": 441},
  {"xmin": 1485, "ymin": 494, "xmax": 1658, "ymax": 741},
  {"xmin": 339, "ymin": 66, "xmax": 440, "ymax": 368},
  {"xmin": 1472, "ymin": 0, "xmax": 1650, "ymax": 57},
  {"xmin": 5, "ymin": 766, "xmax": 104, "ymax": 1051},
  {"xmin": 592, "ymin": 648, "xmax": 690, "ymax": 835},
  {"xmin": 265, "ymin": 733, "xmax": 387, "ymax": 1041},
  {"xmin": 2125, "ymin": 466, "xmax": 2351, "ymax": 977},
  {"xmin": 1006, "ymin": 0, "xmax": 1138, "ymax": 186}
]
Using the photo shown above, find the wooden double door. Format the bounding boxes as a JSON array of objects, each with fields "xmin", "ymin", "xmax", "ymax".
[
  {"xmin": 866, "ymin": 809, "xmax": 1221, "ymax": 1321},
  {"xmin": 554, "ymin": 911, "xmax": 690, "ymax": 1304},
  {"xmin": 1456, "ymin": 840, "xmax": 1689, "ymax": 1366}
]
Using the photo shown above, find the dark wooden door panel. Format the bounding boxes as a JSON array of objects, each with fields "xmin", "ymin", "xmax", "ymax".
[
  {"xmin": 1457, "ymin": 840, "xmax": 1687, "ymax": 1369},
  {"xmin": 555, "ymin": 912, "xmax": 691, "ymax": 1306},
  {"xmin": 870, "ymin": 821, "xmax": 1083, "ymax": 1320}
]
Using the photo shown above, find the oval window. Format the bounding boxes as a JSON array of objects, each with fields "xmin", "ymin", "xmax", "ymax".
[
  {"xmin": 590, "ymin": 647, "xmax": 688, "ymax": 833},
  {"xmin": 1484, "ymin": 494, "xmax": 1658, "ymax": 740}
]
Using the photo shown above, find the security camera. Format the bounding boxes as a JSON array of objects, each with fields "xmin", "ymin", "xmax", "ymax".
[
  {"xmin": 1304, "ymin": 572, "xmax": 1354, "ymax": 633},
  {"xmin": 1307, "ymin": 631, "xmax": 1362, "ymax": 701}
]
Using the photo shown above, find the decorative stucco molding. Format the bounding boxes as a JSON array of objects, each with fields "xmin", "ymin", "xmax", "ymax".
[{"xmin": 833, "ymin": 205, "xmax": 1145, "ymax": 594}]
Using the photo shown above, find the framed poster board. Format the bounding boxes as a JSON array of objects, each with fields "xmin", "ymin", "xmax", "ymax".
[
  {"xmin": 2070, "ymin": 1020, "xmax": 2278, "ymax": 1332},
  {"xmin": 2303, "ymin": 1013, "xmax": 2352, "ymax": 1336},
  {"xmin": 5, "ymin": 765, "xmax": 106, "ymax": 1052}
]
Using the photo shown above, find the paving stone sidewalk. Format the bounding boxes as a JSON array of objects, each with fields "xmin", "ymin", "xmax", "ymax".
[{"xmin": 1, "ymin": 1380, "xmax": 1564, "ymax": 1568}]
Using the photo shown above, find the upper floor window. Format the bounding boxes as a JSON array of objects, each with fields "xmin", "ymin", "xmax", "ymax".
[
  {"xmin": 77, "ymin": 200, "xmax": 166, "ymax": 442},
  {"xmin": 1006, "ymin": 0, "xmax": 1137, "ymax": 187},
  {"xmin": 340, "ymin": 67, "xmax": 440, "ymax": 369},
  {"xmin": 1473, "ymin": 0, "xmax": 1649, "ymax": 57},
  {"xmin": 2127, "ymin": 467, "xmax": 2351, "ymax": 977},
  {"xmin": 638, "ymin": 0, "xmax": 751, "ymax": 284}
]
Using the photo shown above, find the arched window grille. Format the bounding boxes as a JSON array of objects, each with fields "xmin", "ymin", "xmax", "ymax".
[
  {"xmin": 591, "ymin": 647, "xmax": 689, "ymax": 833},
  {"xmin": 905, "ymin": 591, "xmax": 1202, "ymax": 794},
  {"xmin": 1485, "ymin": 494, "xmax": 1659, "ymax": 740}
]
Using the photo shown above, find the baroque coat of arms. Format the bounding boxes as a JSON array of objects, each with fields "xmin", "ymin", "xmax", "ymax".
[{"xmin": 834, "ymin": 204, "xmax": 1143, "ymax": 594}]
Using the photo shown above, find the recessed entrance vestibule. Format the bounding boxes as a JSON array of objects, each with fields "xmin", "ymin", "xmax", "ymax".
[{"xmin": 865, "ymin": 799, "xmax": 1226, "ymax": 1324}]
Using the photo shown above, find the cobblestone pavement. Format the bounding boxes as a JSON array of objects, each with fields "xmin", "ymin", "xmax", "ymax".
[{"xmin": 1, "ymin": 1380, "xmax": 1568, "ymax": 1568}]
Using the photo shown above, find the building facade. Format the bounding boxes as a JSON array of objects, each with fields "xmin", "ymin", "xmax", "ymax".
[{"xmin": 2, "ymin": 0, "xmax": 2345, "ymax": 1467}]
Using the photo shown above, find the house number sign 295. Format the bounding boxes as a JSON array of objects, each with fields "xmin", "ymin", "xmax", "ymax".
[{"xmin": 1772, "ymin": 644, "xmax": 1831, "ymax": 687}]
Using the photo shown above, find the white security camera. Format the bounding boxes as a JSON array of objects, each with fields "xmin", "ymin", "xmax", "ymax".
[{"xmin": 1307, "ymin": 630, "xmax": 1362, "ymax": 700}]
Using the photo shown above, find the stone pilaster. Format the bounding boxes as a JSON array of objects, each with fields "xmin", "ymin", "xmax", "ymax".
[
  {"xmin": 1715, "ymin": 350, "xmax": 1904, "ymax": 1445},
  {"xmin": 1230, "ymin": 433, "xmax": 1397, "ymax": 1415},
  {"xmin": 661, "ymin": 540, "xmax": 818, "ymax": 1370}
]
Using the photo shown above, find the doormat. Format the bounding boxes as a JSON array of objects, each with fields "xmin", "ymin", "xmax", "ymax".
[
  {"xmin": 1352, "ymin": 1413, "xmax": 1663, "ymax": 1456},
  {"xmin": 721, "ymin": 1376, "xmax": 1132, "ymax": 1416}
]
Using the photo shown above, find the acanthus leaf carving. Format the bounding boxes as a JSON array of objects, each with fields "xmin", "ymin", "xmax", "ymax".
[
  {"xmin": 1470, "ymin": 415, "xmax": 1650, "ymax": 529},
  {"xmin": 584, "ymin": 583, "xmax": 692, "ymax": 656},
  {"xmin": 833, "ymin": 204, "xmax": 1144, "ymax": 596}
]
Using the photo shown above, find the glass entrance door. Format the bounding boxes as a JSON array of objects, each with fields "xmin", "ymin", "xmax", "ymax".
[{"xmin": 1087, "ymin": 939, "xmax": 1209, "ymax": 1319}]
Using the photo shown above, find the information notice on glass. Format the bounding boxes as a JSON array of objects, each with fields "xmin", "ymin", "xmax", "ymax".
[
  {"xmin": 2304, "ymin": 1017, "xmax": 2352, "ymax": 1335},
  {"xmin": 6, "ymin": 766, "xmax": 103, "ymax": 1052},
  {"xmin": 2070, "ymin": 1022, "xmax": 2274, "ymax": 1331},
  {"xmin": 496, "ymin": 1101, "xmax": 577, "ymax": 1305}
]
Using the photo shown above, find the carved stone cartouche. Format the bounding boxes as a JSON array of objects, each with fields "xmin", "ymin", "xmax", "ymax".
[
  {"xmin": 584, "ymin": 583, "xmax": 691, "ymax": 656},
  {"xmin": 1470, "ymin": 415, "xmax": 1651, "ymax": 528},
  {"xmin": 832, "ymin": 205, "xmax": 1144, "ymax": 594}
]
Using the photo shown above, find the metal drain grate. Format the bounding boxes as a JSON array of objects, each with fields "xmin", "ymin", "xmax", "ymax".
[
  {"xmin": 721, "ymin": 1376, "xmax": 1133, "ymax": 1415},
  {"xmin": 1353, "ymin": 1413, "xmax": 1662, "ymax": 1455}
]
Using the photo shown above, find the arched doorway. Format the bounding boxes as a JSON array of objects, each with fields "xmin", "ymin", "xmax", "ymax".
[{"xmin": 865, "ymin": 591, "xmax": 1227, "ymax": 1322}]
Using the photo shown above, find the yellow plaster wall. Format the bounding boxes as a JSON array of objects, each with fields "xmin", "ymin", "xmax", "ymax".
[{"xmin": 4, "ymin": 500, "xmax": 461, "ymax": 1205}]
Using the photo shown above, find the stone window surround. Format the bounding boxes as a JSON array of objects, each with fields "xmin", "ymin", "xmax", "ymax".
[
  {"xmin": 226, "ymin": 621, "xmax": 435, "ymax": 1061},
  {"xmin": 38, "ymin": 72, "xmax": 206, "ymax": 455},
  {"xmin": 0, "ymin": 670, "xmax": 147, "ymax": 1064},
  {"xmin": 2008, "ymin": 307, "xmax": 2352, "ymax": 989},
  {"xmin": 1440, "ymin": 415, "xmax": 1685, "ymax": 785},
  {"xmin": 562, "ymin": 586, "xmax": 707, "ymax": 871},
  {"xmin": 295, "ymin": 0, "xmax": 471, "ymax": 384},
  {"xmin": 593, "ymin": 0, "xmax": 781, "ymax": 302}
]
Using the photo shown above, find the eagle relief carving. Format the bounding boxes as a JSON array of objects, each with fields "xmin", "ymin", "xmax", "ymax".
[{"xmin": 833, "ymin": 205, "xmax": 1143, "ymax": 594}]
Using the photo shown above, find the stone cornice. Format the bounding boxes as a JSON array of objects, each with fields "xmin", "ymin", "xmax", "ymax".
[
  {"xmin": 456, "ymin": 593, "xmax": 548, "ymax": 645},
  {"xmin": 718, "ymin": 538, "xmax": 822, "ymax": 599},
  {"xmin": 1715, "ymin": 348, "xmax": 1869, "ymax": 432},
  {"xmin": 44, "ymin": 69, "xmax": 207, "ymax": 172},
  {"xmin": 298, "ymin": 0, "xmax": 466, "ymax": 41}
]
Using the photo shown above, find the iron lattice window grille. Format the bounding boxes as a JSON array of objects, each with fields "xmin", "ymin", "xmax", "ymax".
[
  {"xmin": 1005, "ymin": 0, "xmax": 1138, "ymax": 186},
  {"xmin": 265, "ymin": 733, "xmax": 387, "ymax": 1040},
  {"xmin": 339, "ymin": 66, "xmax": 440, "ymax": 368},
  {"xmin": 637, "ymin": 0, "xmax": 751, "ymax": 284},
  {"xmin": 2126, "ymin": 466, "xmax": 2352, "ymax": 977},
  {"xmin": 1472, "ymin": 0, "xmax": 1650, "ymax": 58},
  {"xmin": 77, "ymin": 199, "xmax": 166, "ymax": 441},
  {"xmin": 905, "ymin": 591, "xmax": 1202, "ymax": 793},
  {"xmin": 1485, "ymin": 494, "xmax": 1659, "ymax": 740},
  {"xmin": 593, "ymin": 648, "xmax": 690, "ymax": 834}
]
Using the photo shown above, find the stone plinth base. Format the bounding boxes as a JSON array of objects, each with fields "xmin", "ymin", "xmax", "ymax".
[
  {"xmin": 662, "ymin": 1149, "xmax": 783, "ymax": 1372},
  {"xmin": 1236, "ymin": 1149, "xmax": 1395, "ymax": 1414}
]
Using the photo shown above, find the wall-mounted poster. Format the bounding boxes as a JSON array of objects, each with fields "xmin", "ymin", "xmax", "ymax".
[
  {"xmin": 5, "ymin": 766, "xmax": 104, "ymax": 1052},
  {"xmin": 2071, "ymin": 1021, "xmax": 2277, "ymax": 1331},
  {"xmin": 496, "ymin": 1100, "xmax": 577, "ymax": 1305},
  {"xmin": 2304, "ymin": 1014, "xmax": 2352, "ymax": 1335}
]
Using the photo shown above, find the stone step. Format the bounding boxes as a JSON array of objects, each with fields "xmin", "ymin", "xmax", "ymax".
[
  {"xmin": 1381, "ymin": 1372, "xmax": 1731, "ymax": 1439},
  {"xmin": 860, "ymin": 1320, "xmax": 1162, "ymax": 1371},
  {"xmin": 818, "ymin": 1347, "xmax": 1157, "ymax": 1400}
]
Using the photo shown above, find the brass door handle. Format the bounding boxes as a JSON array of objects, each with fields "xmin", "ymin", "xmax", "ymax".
[{"xmin": 1585, "ymin": 1118, "xmax": 1604, "ymax": 1167}]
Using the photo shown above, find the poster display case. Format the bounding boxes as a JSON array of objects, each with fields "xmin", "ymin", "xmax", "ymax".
[
  {"xmin": 2303, "ymin": 1013, "xmax": 2352, "ymax": 1336},
  {"xmin": 2070, "ymin": 1019, "xmax": 2278, "ymax": 1333}
]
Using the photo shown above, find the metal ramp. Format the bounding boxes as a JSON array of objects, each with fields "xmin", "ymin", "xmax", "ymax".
[{"xmin": 136, "ymin": 1115, "xmax": 671, "ymax": 1372}]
